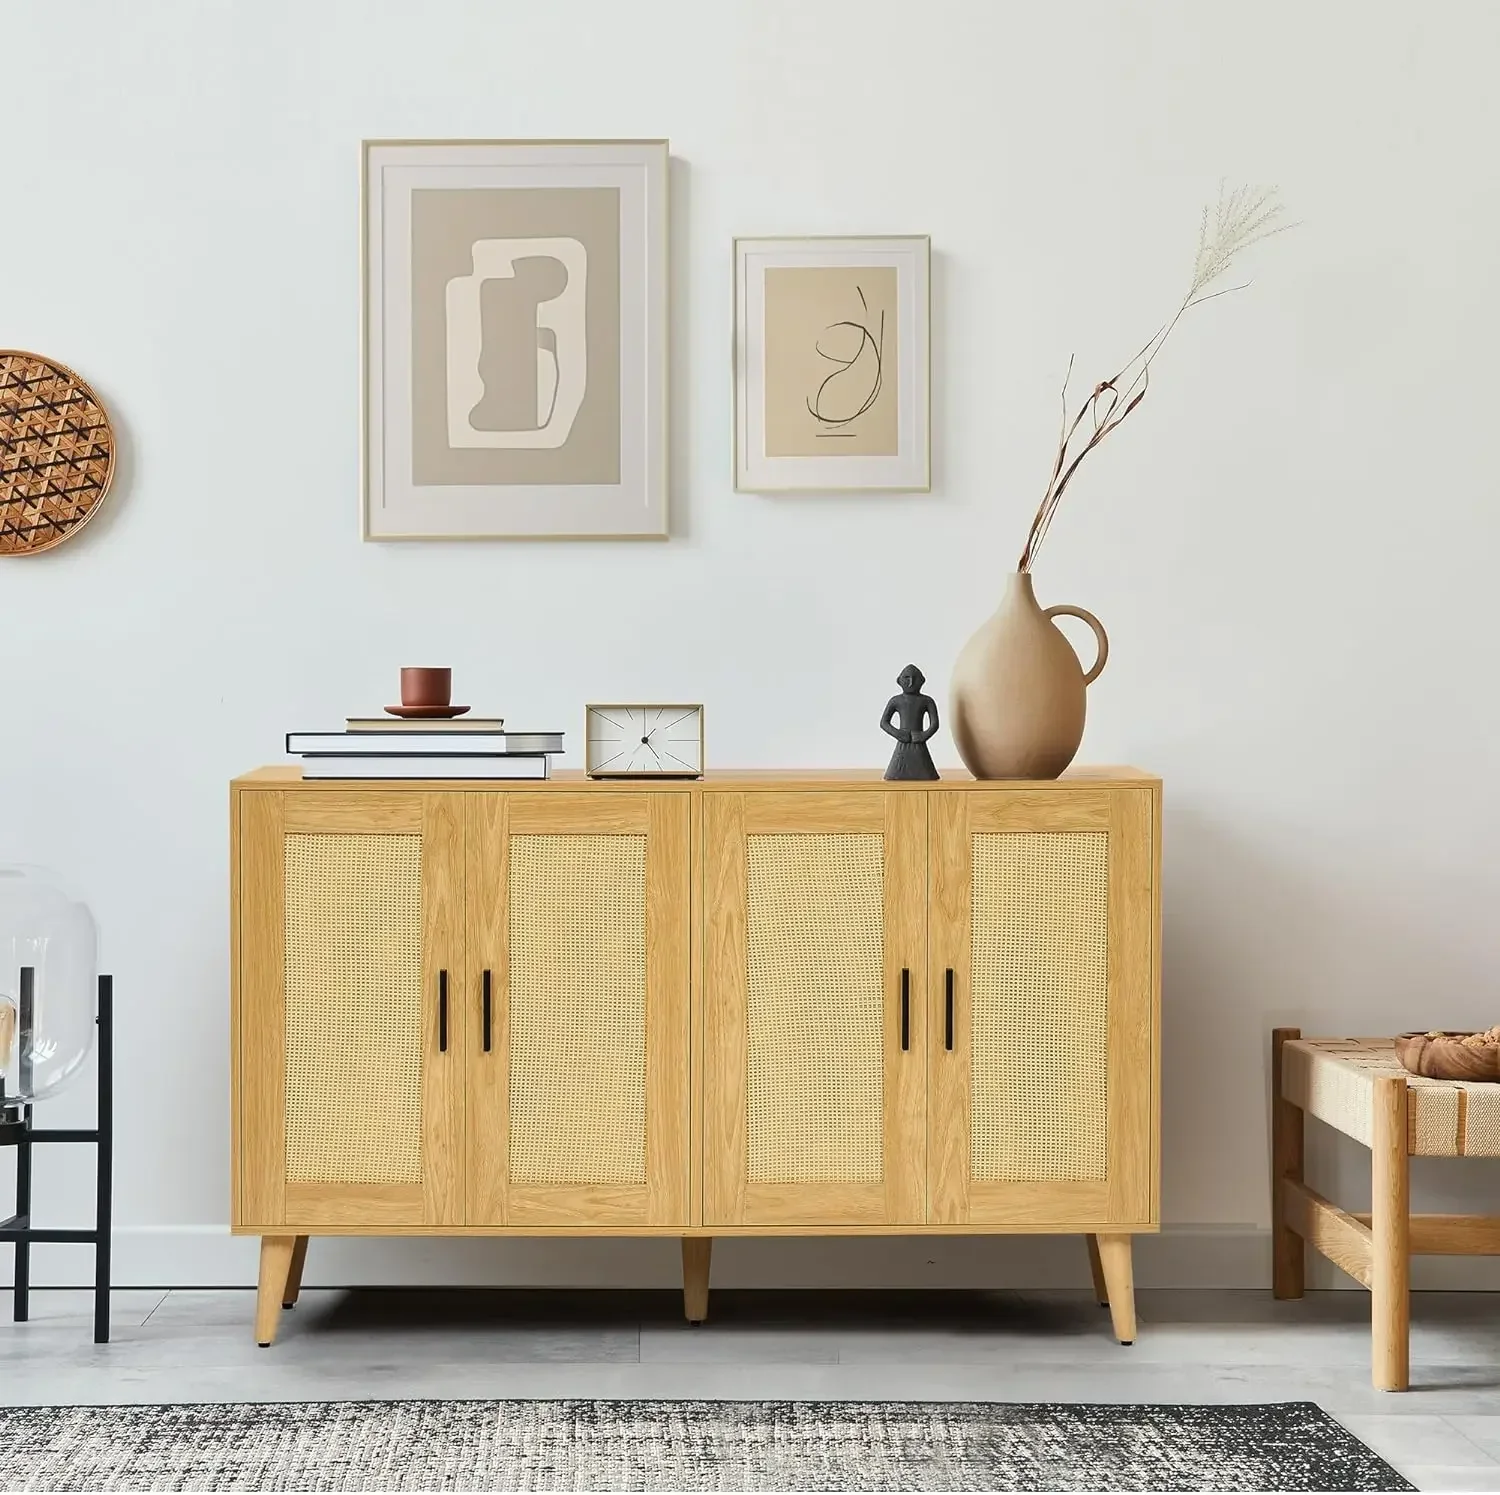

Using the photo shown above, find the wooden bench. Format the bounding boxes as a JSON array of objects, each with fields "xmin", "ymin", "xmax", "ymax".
[{"xmin": 1271, "ymin": 1028, "xmax": 1500, "ymax": 1390}]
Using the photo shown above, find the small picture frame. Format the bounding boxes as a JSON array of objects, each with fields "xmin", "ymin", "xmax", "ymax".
[{"xmin": 734, "ymin": 235, "xmax": 930, "ymax": 493}]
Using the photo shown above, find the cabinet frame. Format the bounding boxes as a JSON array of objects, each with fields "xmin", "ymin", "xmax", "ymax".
[
  {"xmin": 235, "ymin": 789, "xmax": 465, "ymax": 1231},
  {"xmin": 927, "ymin": 787, "xmax": 1156, "ymax": 1228},
  {"xmin": 231, "ymin": 767, "xmax": 1159, "ymax": 1244},
  {"xmin": 465, "ymin": 791, "xmax": 692, "ymax": 1228},
  {"xmin": 701, "ymin": 790, "xmax": 927, "ymax": 1228}
]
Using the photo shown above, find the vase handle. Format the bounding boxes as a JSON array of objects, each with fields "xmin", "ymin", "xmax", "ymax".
[{"xmin": 1045, "ymin": 604, "xmax": 1109, "ymax": 685}]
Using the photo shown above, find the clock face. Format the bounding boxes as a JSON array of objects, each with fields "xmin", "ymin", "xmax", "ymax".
[{"xmin": 587, "ymin": 705, "xmax": 703, "ymax": 777}]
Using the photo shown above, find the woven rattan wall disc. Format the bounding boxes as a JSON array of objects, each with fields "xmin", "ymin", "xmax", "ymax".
[{"xmin": 0, "ymin": 351, "xmax": 116, "ymax": 556}]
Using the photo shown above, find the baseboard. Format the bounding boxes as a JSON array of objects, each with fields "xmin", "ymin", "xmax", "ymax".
[{"xmin": 7, "ymin": 1225, "xmax": 1500, "ymax": 1291}]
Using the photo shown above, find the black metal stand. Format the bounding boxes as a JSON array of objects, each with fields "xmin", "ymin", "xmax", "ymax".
[{"xmin": 0, "ymin": 973, "xmax": 113, "ymax": 1342}]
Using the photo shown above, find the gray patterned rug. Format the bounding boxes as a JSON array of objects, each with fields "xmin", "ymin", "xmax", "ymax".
[{"xmin": 0, "ymin": 1399, "xmax": 1410, "ymax": 1492}]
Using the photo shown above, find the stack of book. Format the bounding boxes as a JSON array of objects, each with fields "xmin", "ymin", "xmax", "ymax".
[{"xmin": 286, "ymin": 717, "xmax": 565, "ymax": 779}]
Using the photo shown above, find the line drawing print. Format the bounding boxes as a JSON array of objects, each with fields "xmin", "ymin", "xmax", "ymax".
[{"xmin": 805, "ymin": 285, "xmax": 884, "ymax": 438}]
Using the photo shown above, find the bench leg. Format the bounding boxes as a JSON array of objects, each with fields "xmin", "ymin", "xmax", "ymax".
[
  {"xmin": 1095, "ymin": 1234, "xmax": 1136, "ymax": 1345},
  {"xmin": 1271, "ymin": 1026, "xmax": 1305, "ymax": 1299},
  {"xmin": 1371, "ymin": 1074, "xmax": 1410, "ymax": 1391}
]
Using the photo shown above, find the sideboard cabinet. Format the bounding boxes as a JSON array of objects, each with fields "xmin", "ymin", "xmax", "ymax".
[{"xmin": 231, "ymin": 767, "xmax": 1159, "ymax": 1347}]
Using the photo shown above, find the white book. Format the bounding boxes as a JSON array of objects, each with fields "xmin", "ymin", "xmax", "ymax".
[
  {"xmin": 288, "ymin": 731, "xmax": 562, "ymax": 756},
  {"xmin": 300, "ymin": 755, "xmax": 550, "ymax": 780}
]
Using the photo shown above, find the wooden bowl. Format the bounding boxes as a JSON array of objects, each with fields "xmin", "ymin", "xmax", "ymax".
[{"xmin": 1395, "ymin": 1032, "xmax": 1500, "ymax": 1082}]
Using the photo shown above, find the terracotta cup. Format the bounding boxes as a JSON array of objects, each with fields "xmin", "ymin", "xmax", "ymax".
[{"xmin": 400, "ymin": 667, "xmax": 452, "ymax": 708}]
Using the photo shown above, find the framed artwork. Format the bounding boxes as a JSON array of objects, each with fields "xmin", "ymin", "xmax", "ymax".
[
  {"xmin": 363, "ymin": 139, "xmax": 669, "ymax": 540},
  {"xmin": 734, "ymin": 235, "xmax": 930, "ymax": 493}
]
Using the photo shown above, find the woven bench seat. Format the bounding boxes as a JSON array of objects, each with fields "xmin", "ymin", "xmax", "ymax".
[{"xmin": 1281, "ymin": 1036, "xmax": 1500, "ymax": 1157}]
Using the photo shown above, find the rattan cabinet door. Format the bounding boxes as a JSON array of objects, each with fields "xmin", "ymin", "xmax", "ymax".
[
  {"xmin": 466, "ymin": 792, "xmax": 691, "ymax": 1227},
  {"xmin": 703, "ymin": 791, "xmax": 926, "ymax": 1227},
  {"xmin": 236, "ymin": 791, "xmax": 465, "ymax": 1230},
  {"xmin": 928, "ymin": 788, "xmax": 1156, "ymax": 1227}
]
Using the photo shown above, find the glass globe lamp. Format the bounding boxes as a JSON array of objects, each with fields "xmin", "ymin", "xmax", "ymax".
[{"xmin": 0, "ymin": 864, "xmax": 98, "ymax": 1107}]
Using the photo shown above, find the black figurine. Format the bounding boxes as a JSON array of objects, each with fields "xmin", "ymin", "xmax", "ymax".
[{"xmin": 880, "ymin": 664, "xmax": 940, "ymax": 781}]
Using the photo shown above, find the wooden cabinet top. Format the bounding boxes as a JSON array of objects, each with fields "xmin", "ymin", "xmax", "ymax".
[{"xmin": 233, "ymin": 765, "xmax": 1160, "ymax": 792}]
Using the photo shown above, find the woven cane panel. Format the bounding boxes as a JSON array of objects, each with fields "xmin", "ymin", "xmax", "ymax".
[
  {"xmin": 745, "ymin": 834, "xmax": 885, "ymax": 1185},
  {"xmin": 283, "ymin": 834, "xmax": 424, "ymax": 1185},
  {"xmin": 970, "ymin": 832, "xmax": 1109, "ymax": 1183},
  {"xmin": 508, "ymin": 835, "xmax": 648, "ymax": 1185}
]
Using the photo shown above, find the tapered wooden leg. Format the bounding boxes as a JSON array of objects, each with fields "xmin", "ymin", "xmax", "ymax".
[
  {"xmin": 682, "ymin": 1237, "xmax": 711, "ymax": 1325},
  {"xmin": 1095, "ymin": 1234, "xmax": 1136, "ymax": 1345},
  {"xmin": 282, "ymin": 1236, "xmax": 309, "ymax": 1309},
  {"xmin": 1371, "ymin": 1075, "xmax": 1410, "ymax": 1391},
  {"xmin": 1271, "ymin": 1027, "xmax": 1306, "ymax": 1299},
  {"xmin": 255, "ymin": 1235, "xmax": 296, "ymax": 1347},
  {"xmin": 1085, "ymin": 1234, "xmax": 1109, "ymax": 1307}
]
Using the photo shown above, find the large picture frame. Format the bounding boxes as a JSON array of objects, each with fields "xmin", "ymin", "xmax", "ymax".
[
  {"xmin": 734, "ymin": 235, "xmax": 930, "ymax": 493},
  {"xmin": 363, "ymin": 139, "xmax": 669, "ymax": 540}
]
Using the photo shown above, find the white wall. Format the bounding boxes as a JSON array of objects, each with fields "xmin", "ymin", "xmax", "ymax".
[{"xmin": 5, "ymin": 0, "xmax": 1500, "ymax": 1290}]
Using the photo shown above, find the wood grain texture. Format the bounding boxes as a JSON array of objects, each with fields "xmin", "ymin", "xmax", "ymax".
[
  {"xmin": 284, "ymin": 1182, "xmax": 433, "ymax": 1228},
  {"xmin": 702, "ymin": 793, "xmax": 748, "ymax": 1225},
  {"xmin": 644, "ymin": 794, "xmax": 692, "ymax": 1226},
  {"xmin": 254, "ymin": 1236, "xmax": 296, "ymax": 1345},
  {"xmin": 927, "ymin": 791, "xmax": 971, "ymax": 1224},
  {"xmin": 1086, "ymin": 1233, "xmax": 1109, "ymax": 1306},
  {"xmin": 689, "ymin": 787, "xmax": 704, "ymax": 1228},
  {"xmin": 238, "ymin": 791, "xmax": 287, "ymax": 1228},
  {"xmin": 883, "ymin": 791, "xmax": 928, "ymax": 1225},
  {"xmin": 1351, "ymin": 1213, "xmax": 1500, "ymax": 1255},
  {"xmin": 421, "ymin": 793, "xmax": 466, "ymax": 1228},
  {"xmin": 233, "ymin": 1219, "xmax": 1160, "ymax": 1237},
  {"xmin": 1149, "ymin": 783, "xmax": 1163, "ymax": 1225},
  {"xmin": 229, "ymin": 788, "xmax": 243, "ymax": 1227},
  {"xmin": 281, "ymin": 1236, "xmax": 309, "ymax": 1308},
  {"xmin": 505, "ymin": 1185, "xmax": 658, "ymax": 1226},
  {"xmin": 1371, "ymin": 1074, "xmax": 1410, "ymax": 1391},
  {"xmin": 464, "ymin": 792, "xmax": 510, "ymax": 1226},
  {"xmin": 682, "ymin": 1236, "xmax": 711, "ymax": 1323},
  {"xmin": 740, "ymin": 792, "xmax": 888, "ymax": 834},
  {"xmin": 1105, "ymin": 790, "xmax": 1154, "ymax": 1224},
  {"xmin": 961, "ymin": 789, "xmax": 1112, "ymax": 833},
  {"xmin": 283, "ymin": 797, "xmax": 423, "ymax": 833},
  {"xmin": 1283, "ymin": 1178, "xmax": 1374, "ymax": 1289},
  {"xmin": 507, "ymin": 795, "xmax": 650, "ymax": 834},
  {"xmin": 1095, "ymin": 1233, "xmax": 1136, "ymax": 1343},
  {"xmin": 236, "ymin": 765, "xmax": 1163, "ymax": 790},
  {"xmin": 1271, "ymin": 1026, "xmax": 1306, "ymax": 1299}
]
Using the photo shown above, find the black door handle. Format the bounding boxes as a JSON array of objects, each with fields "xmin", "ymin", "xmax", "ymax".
[
  {"xmin": 900, "ymin": 968, "xmax": 910, "ymax": 1051},
  {"xmin": 438, "ymin": 969, "xmax": 448, "ymax": 1053},
  {"xmin": 945, "ymin": 968, "xmax": 954, "ymax": 1051},
  {"xmin": 482, "ymin": 969, "xmax": 492, "ymax": 1053}
]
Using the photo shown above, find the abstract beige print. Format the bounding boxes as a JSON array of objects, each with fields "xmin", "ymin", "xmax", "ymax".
[
  {"xmin": 446, "ymin": 237, "xmax": 588, "ymax": 450},
  {"xmin": 762, "ymin": 265, "xmax": 899, "ymax": 458},
  {"xmin": 410, "ymin": 187, "xmax": 620, "ymax": 486}
]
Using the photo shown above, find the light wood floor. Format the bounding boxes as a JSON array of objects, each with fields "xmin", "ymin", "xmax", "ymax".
[{"xmin": 3, "ymin": 1288, "xmax": 1499, "ymax": 1491}]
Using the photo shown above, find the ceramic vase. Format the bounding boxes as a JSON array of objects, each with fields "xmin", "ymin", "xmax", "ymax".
[{"xmin": 949, "ymin": 571, "xmax": 1110, "ymax": 780}]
